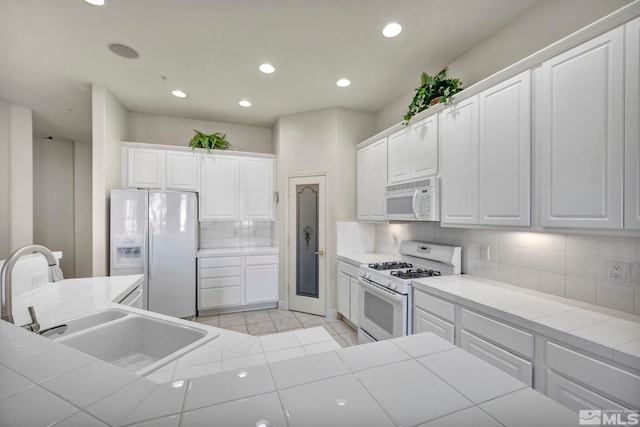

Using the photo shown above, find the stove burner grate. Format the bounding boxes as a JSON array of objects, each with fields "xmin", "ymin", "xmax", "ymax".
[
  {"xmin": 368, "ymin": 261, "xmax": 413, "ymax": 271},
  {"xmin": 390, "ymin": 269, "xmax": 442, "ymax": 279}
]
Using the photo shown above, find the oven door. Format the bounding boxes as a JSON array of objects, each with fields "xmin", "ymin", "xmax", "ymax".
[{"xmin": 358, "ymin": 278, "xmax": 407, "ymax": 342}]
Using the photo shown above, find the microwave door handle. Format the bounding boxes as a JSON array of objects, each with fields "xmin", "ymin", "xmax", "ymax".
[{"xmin": 412, "ymin": 189, "xmax": 420, "ymax": 219}]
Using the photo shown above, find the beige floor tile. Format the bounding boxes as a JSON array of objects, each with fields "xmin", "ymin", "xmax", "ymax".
[
  {"xmin": 329, "ymin": 333, "xmax": 350, "ymax": 348},
  {"xmin": 300, "ymin": 316, "xmax": 327, "ymax": 328},
  {"xmin": 246, "ymin": 321, "xmax": 277, "ymax": 335},
  {"xmin": 223, "ymin": 324, "xmax": 249, "ymax": 334},
  {"xmin": 268, "ymin": 309, "xmax": 296, "ymax": 320},
  {"xmin": 340, "ymin": 330, "xmax": 358, "ymax": 346},
  {"xmin": 219, "ymin": 313, "xmax": 246, "ymax": 327},
  {"xmin": 196, "ymin": 315, "xmax": 219, "ymax": 327},
  {"xmin": 273, "ymin": 317, "xmax": 303, "ymax": 332},
  {"xmin": 244, "ymin": 310, "xmax": 271, "ymax": 324},
  {"xmin": 327, "ymin": 320, "xmax": 354, "ymax": 334}
]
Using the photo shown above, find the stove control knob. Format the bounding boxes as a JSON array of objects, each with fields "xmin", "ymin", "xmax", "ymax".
[
  {"xmin": 364, "ymin": 273, "xmax": 371, "ymax": 280},
  {"xmin": 359, "ymin": 271, "xmax": 365, "ymax": 278},
  {"xmin": 390, "ymin": 283, "xmax": 398, "ymax": 290}
]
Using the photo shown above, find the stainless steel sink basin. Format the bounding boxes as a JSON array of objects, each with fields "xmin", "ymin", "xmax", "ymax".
[{"xmin": 53, "ymin": 309, "xmax": 217, "ymax": 375}]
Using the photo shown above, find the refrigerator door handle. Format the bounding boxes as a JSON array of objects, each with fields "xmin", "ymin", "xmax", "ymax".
[{"xmin": 149, "ymin": 222, "xmax": 153, "ymax": 279}]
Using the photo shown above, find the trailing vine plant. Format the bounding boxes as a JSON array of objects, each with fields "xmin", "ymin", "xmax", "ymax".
[{"xmin": 403, "ymin": 67, "xmax": 462, "ymax": 125}]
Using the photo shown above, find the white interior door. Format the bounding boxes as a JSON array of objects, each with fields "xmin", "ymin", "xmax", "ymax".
[{"xmin": 288, "ymin": 175, "xmax": 326, "ymax": 316}]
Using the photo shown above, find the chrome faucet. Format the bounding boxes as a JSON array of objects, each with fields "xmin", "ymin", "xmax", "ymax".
[{"xmin": 0, "ymin": 244, "xmax": 64, "ymax": 325}]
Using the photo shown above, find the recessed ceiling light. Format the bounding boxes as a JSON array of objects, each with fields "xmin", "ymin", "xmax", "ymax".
[
  {"xmin": 108, "ymin": 43, "xmax": 139, "ymax": 59},
  {"xmin": 383, "ymin": 22, "xmax": 402, "ymax": 38},
  {"xmin": 259, "ymin": 63, "xmax": 275, "ymax": 74},
  {"xmin": 336, "ymin": 79, "xmax": 351, "ymax": 88},
  {"xmin": 171, "ymin": 90, "xmax": 187, "ymax": 98},
  {"xmin": 239, "ymin": 100, "xmax": 252, "ymax": 107},
  {"xmin": 84, "ymin": 0, "xmax": 105, "ymax": 5}
]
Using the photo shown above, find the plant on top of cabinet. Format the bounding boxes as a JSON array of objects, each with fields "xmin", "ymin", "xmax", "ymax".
[
  {"xmin": 188, "ymin": 130, "xmax": 232, "ymax": 151},
  {"xmin": 403, "ymin": 67, "xmax": 462, "ymax": 124}
]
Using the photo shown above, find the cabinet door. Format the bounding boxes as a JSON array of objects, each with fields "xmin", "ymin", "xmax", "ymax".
[
  {"xmin": 460, "ymin": 330, "xmax": 533, "ymax": 386},
  {"xmin": 479, "ymin": 70, "xmax": 531, "ymax": 226},
  {"xmin": 244, "ymin": 158, "xmax": 275, "ymax": 220},
  {"xmin": 127, "ymin": 148, "xmax": 164, "ymax": 188},
  {"xmin": 356, "ymin": 148, "xmax": 370, "ymax": 220},
  {"xmin": 200, "ymin": 155, "xmax": 240, "ymax": 220},
  {"xmin": 414, "ymin": 307, "xmax": 455, "ymax": 343},
  {"xmin": 349, "ymin": 277, "xmax": 359, "ymax": 326},
  {"xmin": 337, "ymin": 271, "xmax": 350, "ymax": 318},
  {"xmin": 626, "ymin": 17, "xmax": 640, "ymax": 229},
  {"xmin": 387, "ymin": 128, "xmax": 410, "ymax": 184},
  {"xmin": 440, "ymin": 96, "xmax": 479, "ymax": 225},
  {"xmin": 546, "ymin": 371, "xmax": 631, "ymax": 412},
  {"xmin": 408, "ymin": 116, "xmax": 438, "ymax": 179},
  {"xmin": 166, "ymin": 151, "xmax": 197, "ymax": 190},
  {"xmin": 245, "ymin": 263, "xmax": 278, "ymax": 304},
  {"xmin": 540, "ymin": 27, "xmax": 624, "ymax": 229},
  {"xmin": 368, "ymin": 138, "xmax": 388, "ymax": 220}
]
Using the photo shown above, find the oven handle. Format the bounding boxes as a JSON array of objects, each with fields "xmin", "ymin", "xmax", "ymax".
[{"xmin": 359, "ymin": 278, "xmax": 405, "ymax": 303}]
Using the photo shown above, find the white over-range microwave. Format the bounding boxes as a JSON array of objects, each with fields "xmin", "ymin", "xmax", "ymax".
[{"xmin": 385, "ymin": 178, "xmax": 440, "ymax": 221}]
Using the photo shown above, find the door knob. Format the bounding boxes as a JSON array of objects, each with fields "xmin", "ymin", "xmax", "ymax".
[{"xmin": 314, "ymin": 250, "xmax": 325, "ymax": 256}]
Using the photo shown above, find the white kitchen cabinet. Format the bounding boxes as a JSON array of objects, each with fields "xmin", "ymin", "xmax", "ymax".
[
  {"xmin": 546, "ymin": 370, "xmax": 631, "ymax": 412},
  {"xmin": 244, "ymin": 158, "xmax": 275, "ymax": 220},
  {"xmin": 387, "ymin": 117, "xmax": 438, "ymax": 185},
  {"xmin": 357, "ymin": 138, "xmax": 387, "ymax": 221},
  {"xmin": 200, "ymin": 154, "xmax": 241, "ymax": 220},
  {"xmin": 540, "ymin": 27, "xmax": 624, "ymax": 229},
  {"xmin": 440, "ymin": 95, "xmax": 479, "ymax": 225},
  {"xmin": 245, "ymin": 255, "xmax": 278, "ymax": 304},
  {"xmin": 337, "ymin": 261, "xmax": 359, "ymax": 326},
  {"xmin": 413, "ymin": 289, "xmax": 455, "ymax": 343},
  {"xmin": 166, "ymin": 151, "xmax": 198, "ymax": 190},
  {"xmin": 626, "ymin": 17, "xmax": 640, "ymax": 229},
  {"xmin": 127, "ymin": 148, "xmax": 164, "ymax": 189},
  {"xmin": 478, "ymin": 70, "xmax": 531, "ymax": 226},
  {"xmin": 415, "ymin": 308, "xmax": 455, "ymax": 343}
]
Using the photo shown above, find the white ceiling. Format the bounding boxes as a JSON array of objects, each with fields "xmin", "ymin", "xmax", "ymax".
[{"xmin": 0, "ymin": 0, "xmax": 551, "ymax": 143}]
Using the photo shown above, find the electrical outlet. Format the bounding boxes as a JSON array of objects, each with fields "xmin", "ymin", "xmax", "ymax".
[
  {"xmin": 608, "ymin": 260, "xmax": 627, "ymax": 282},
  {"xmin": 480, "ymin": 245, "xmax": 491, "ymax": 261}
]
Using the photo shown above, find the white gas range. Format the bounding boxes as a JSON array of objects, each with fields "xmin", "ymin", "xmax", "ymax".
[{"xmin": 357, "ymin": 241, "xmax": 462, "ymax": 344}]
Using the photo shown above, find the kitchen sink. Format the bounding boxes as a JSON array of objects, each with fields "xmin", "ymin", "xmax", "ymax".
[{"xmin": 53, "ymin": 309, "xmax": 217, "ymax": 376}]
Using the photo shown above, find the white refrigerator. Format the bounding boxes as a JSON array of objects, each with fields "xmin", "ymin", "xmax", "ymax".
[{"xmin": 110, "ymin": 189, "xmax": 198, "ymax": 318}]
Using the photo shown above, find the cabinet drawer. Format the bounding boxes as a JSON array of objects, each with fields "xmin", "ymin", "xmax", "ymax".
[
  {"xmin": 414, "ymin": 308, "xmax": 454, "ymax": 343},
  {"xmin": 460, "ymin": 330, "xmax": 532, "ymax": 386},
  {"xmin": 199, "ymin": 257, "xmax": 243, "ymax": 268},
  {"xmin": 461, "ymin": 309, "xmax": 533, "ymax": 358},
  {"xmin": 338, "ymin": 261, "xmax": 360, "ymax": 278},
  {"xmin": 546, "ymin": 370, "xmax": 631, "ymax": 412},
  {"xmin": 200, "ymin": 266, "xmax": 243, "ymax": 279},
  {"xmin": 200, "ymin": 276, "xmax": 242, "ymax": 289},
  {"xmin": 246, "ymin": 255, "xmax": 278, "ymax": 265},
  {"xmin": 414, "ymin": 290, "xmax": 455, "ymax": 322},
  {"xmin": 546, "ymin": 342, "xmax": 640, "ymax": 409},
  {"xmin": 199, "ymin": 287, "xmax": 242, "ymax": 308}
]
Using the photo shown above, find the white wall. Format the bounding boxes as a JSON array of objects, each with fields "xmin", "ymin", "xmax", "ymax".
[
  {"xmin": 127, "ymin": 112, "xmax": 273, "ymax": 154},
  {"xmin": 0, "ymin": 99, "xmax": 33, "ymax": 259},
  {"xmin": 274, "ymin": 107, "xmax": 374, "ymax": 315},
  {"xmin": 74, "ymin": 142, "xmax": 92, "ymax": 278},
  {"xmin": 92, "ymin": 85, "xmax": 128, "ymax": 276},
  {"xmin": 374, "ymin": 0, "xmax": 632, "ymax": 132},
  {"xmin": 33, "ymin": 137, "xmax": 75, "ymax": 277}
]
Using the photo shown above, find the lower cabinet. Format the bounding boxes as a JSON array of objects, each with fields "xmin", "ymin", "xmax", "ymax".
[
  {"xmin": 415, "ymin": 307, "xmax": 454, "ymax": 343},
  {"xmin": 413, "ymin": 289, "xmax": 455, "ymax": 343},
  {"xmin": 337, "ymin": 261, "xmax": 359, "ymax": 326},
  {"xmin": 198, "ymin": 254, "xmax": 278, "ymax": 312}
]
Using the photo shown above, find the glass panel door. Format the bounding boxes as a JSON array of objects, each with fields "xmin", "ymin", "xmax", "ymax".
[{"xmin": 296, "ymin": 184, "xmax": 319, "ymax": 298}]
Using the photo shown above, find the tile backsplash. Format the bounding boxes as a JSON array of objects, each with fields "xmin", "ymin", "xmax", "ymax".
[
  {"xmin": 200, "ymin": 221, "xmax": 278, "ymax": 249},
  {"xmin": 370, "ymin": 222, "xmax": 640, "ymax": 315}
]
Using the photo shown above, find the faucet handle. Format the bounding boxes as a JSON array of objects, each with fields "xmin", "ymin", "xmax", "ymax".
[
  {"xmin": 21, "ymin": 306, "xmax": 40, "ymax": 332},
  {"xmin": 49, "ymin": 265, "xmax": 64, "ymax": 282}
]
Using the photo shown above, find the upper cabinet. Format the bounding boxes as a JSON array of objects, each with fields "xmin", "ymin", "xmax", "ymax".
[
  {"xmin": 387, "ymin": 116, "xmax": 438, "ymax": 185},
  {"xmin": 127, "ymin": 148, "xmax": 165, "ymax": 189},
  {"xmin": 200, "ymin": 154, "xmax": 275, "ymax": 221},
  {"xmin": 625, "ymin": 17, "xmax": 640, "ymax": 230},
  {"xmin": 440, "ymin": 95, "xmax": 480, "ymax": 225},
  {"xmin": 540, "ymin": 27, "xmax": 625, "ymax": 229},
  {"xmin": 357, "ymin": 138, "xmax": 387, "ymax": 221},
  {"xmin": 123, "ymin": 145, "xmax": 197, "ymax": 191},
  {"xmin": 441, "ymin": 70, "xmax": 531, "ymax": 227}
]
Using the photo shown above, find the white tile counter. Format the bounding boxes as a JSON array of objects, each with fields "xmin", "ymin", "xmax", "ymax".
[
  {"xmin": 412, "ymin": 275, "xmax": 640, "ymax": 370},
  {"xmin": 197, "ymin": 247, "xmax": 279, "ymax": 257}
]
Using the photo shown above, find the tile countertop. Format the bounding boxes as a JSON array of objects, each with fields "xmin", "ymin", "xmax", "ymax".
[
  {"xmin": 337, "ymin": 252, "xmax": 400, "ymax": 266},
  {"xmin": 0, "ymin": 321, "xmax": 578, "ymax": 426},
  {"xmin": 197, "ymin": 247, "xmax": 279, "ymax": 257},
  {"xmin": 412, "ymin": 275, "xmax": 640, "ymax": 370}
]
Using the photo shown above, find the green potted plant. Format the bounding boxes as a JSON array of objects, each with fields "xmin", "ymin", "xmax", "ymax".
[
  {"xmin": 188, "ymin": 129, "xmax": 232, "ymax": 151},
  {"xmin": 403, "ymin": 67, "xmax": 462, "ymax": 124}
]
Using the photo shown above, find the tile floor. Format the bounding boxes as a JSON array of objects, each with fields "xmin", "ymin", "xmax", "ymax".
[{"xmin": 195, "ymin": 309, "xmax": 358, "ymax": 347}]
